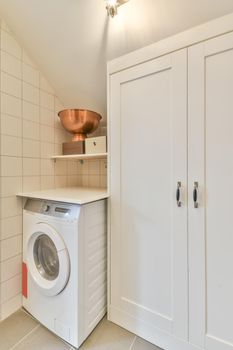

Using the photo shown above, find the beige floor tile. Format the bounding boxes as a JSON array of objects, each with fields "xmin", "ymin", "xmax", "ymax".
[
  {"xmin": 80, "ymin": 318, "xmax": 135, "ymax": 350},
  {"xmin": 132, "ymin": 337, "xmax": 162, "ymax": 350},
  {"xmin": 0, "ymin": 310, "xmax": 38, "ymax": 350},
  {"xmin": 12, "ymin": 325, "xmax": 71, "ymax": 350}
]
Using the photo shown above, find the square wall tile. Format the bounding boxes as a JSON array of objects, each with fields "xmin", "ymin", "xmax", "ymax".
[
  {"xmin": 88, "ymin": 175, "xmax": 100, "ymax": 188},
  {"xmin": 1, "ymin": 93, "xmax": 22, "ymax": 118},
  {"xmin": 1, "ymin": 51, "xmax": 21, "ymax": 79},
  {"xmin": 1, "ymin": 215, "xmax": 22, "ymax": 240},
  {"xmin": 23, "ymin": 158, "xmax": 40, "ymax": 176},
  {"xmin": 23, "ymin": 139, "xmax": 40, "ymax": 158},
  {"xmin": 23, "ymin": 101, "xmax": 40, "ymax": 122},
  {"xmin": 1, "ymin": 156, "xmax": 22, "ymax": 177},
  {"xmin": 67, "ymin": 175, "xmax": 82, "ymax": 187},
  {"xmin": 41, "ymin": 159, "xmax": 54, "ymax": 176},
  {"xmin": 23, "ymin": 176, "xmax": 40, "ymax": 192},
  {"xmin": 40, "ymin": 125, "xmax": 54, "ymax": 143},
  {"xmin": 54, "ymin": 143, "xmax": 62, "ymax": 155},
  {"xmin": 100, "ymin": 175, "xmax": 107, "ymax": 188},
  {"xmin": 40, "ymin": 91, "xmax": 54, "ymax": 110},
  {"xmin": 1, "ymin": 30, "xmax": 22, "ymax": 59},
  {"xmin": 88, "ymin": 160, "xmax": 100, "ymax": 175},
  {"xmin": 81, "ymin": 160, "xmax": 89, "ymax": 175},
  {"xmin": 0, "ymin": 197, "xmax": 22, "ymax": 219},
  {"xmin": 23, "ymin": 120, "xmax": 40, "ymax": 140},
  {"xmin": 1, "ymin": 114, "xmax": 22, "ymax": 137},
  {"xmin": 75, "ymin": 162, "xmax": 83, "ymax": 175},
  {"xmin": 0, "ymin": 177, "xmax": 22, "ymax": 197},
  {"xmin": 1, "ymin": 135, "xmax": 22, "ymax": 157},
  {"xmin": 1, "ymin": 235, "xmax": 22, "ymax": 261},
  {"xmin": 40, "ymin": 107, "xmax": 54, "ymax": 126},
  {"xmin": 23, "ymin": 63, "xmax": 39, "ymax": 87},
  {"xmin": 82, "ymin": 176, "xmax": 88, "ymax": 187},
  {"xmin": 55, "ymin": 176, "xmax": 67, "ymax": 188},
  {"xmin": 54, "ymin": 128, "xmax": 67, "ymax": 144},
  {"xmin": 41, "ymin": 176, "xmax": 55, "ymax": 190},
  {"xmin": 1, "ymin": 274, "xmax": 21, "ymax": 304},
  {"xmin": 40, "ymin": 142, "xmax": 54, "ymax": 159},
  {"xmin": 55, "ymin": 160, "xmax": 67, "ymax": 176},
  {"xmin": 1, "ymin": 254, "xmax": 22, "ymax": 282},
  {"xmin": 67, "ymin": 161, "xmax": 80, "ymax": 175},
  {"xmin": 1, "ymin": 294, "xmax": 22, "ymax": 320},
  {"xmin": 23, "ymin": 82, "xmax": 39, "ymax": 105},
  {"xmin": 1, "ymin": 72, "xmax": 21, "ymax": 98},
  {"xmin": 100, "ymin": 159, "xmax": 108, "ymax": 175}
]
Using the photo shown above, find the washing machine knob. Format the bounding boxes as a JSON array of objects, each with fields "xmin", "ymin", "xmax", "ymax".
[{"xmin": 44, "ymin": 205, "xmax": 50, "ymax": 212}]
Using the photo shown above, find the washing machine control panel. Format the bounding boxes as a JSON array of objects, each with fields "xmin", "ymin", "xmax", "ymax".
[
  {"xmin": 42, "ymin": 202, "xmax": 73, "ymax": 218},
  {"xmin": 54, "ymin": 206, "xmax": 70, "ymax": 214},
  {"xmin": 24, "ymin": 199, "xmax": 80, "ymax": 220}
]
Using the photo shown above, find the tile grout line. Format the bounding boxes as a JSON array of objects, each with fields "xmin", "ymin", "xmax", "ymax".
[
  {"xmin": 128, "ymin": 335, "xmax": 137, "ymax": 350},
  {"xmin": 8, "ymin": 324, "xmax": 41, "ymax": 350}
]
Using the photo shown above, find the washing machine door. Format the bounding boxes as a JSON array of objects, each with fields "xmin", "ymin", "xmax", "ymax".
[{"xmin": 27, "ymin": 223, "xmax": 70, "ymax": 297}]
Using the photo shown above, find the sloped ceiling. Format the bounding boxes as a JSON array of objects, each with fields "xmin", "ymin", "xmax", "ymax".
[{"xmin": 1, "ymin": 0, "xmax": 233, "ymax": 121}]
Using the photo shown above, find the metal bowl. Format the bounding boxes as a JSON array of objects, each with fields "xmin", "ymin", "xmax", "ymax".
[{"xmin": 58, "ymin": 109, "xmax": 102, "ymax": 141}]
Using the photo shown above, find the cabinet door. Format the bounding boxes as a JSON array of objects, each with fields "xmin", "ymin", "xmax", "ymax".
[
  {"xmin": 109, "ymin": 49, "xmax": 188, "ymax": 344},
  {"xmin": 189, "ymin": 32, "xmax": 233, "ymax": 350}
]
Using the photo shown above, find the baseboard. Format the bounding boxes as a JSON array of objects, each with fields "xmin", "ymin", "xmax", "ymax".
[{"xmin": 108, "ymin": 305, "xmax": 201, "ymax": 350}]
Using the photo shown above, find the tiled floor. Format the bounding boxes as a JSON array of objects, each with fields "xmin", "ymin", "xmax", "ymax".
[{"xmin": 0, "ymin": 310, "xmax": 162, "ymax": 350}]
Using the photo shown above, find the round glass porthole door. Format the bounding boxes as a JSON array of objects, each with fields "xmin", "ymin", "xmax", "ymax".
[
  {"xmin": 33, "ymin": 234, "xmax": 59, "ymax": 281},
  {"xmin": 27, "ymin": 223, "xmax": 70, "ymax": 297}
]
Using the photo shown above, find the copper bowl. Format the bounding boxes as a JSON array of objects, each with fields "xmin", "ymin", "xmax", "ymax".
[{"xmin": 58, "ymin": 109, "xmax": 102, "ymax": 141}]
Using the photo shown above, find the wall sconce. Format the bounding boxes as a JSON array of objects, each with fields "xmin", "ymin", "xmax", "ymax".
[{"xmin": 105, "ymin": 0, "xmax": 129, "ymax": 18}]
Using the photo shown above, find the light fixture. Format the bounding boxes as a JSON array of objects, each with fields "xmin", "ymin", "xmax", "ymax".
[{"xmin": 105, "ymin": 0, "xmax": 129, "ymax": 18}]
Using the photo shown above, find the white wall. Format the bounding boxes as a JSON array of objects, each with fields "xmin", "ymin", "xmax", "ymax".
[{"xmin": 0, "ymin": 18, "xmax": 107, "ymax": 320}]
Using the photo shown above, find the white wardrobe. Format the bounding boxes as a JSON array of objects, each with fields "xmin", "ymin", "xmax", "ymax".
[{"xmin": 108, "ymin": 16, "xmax": 233, "ymax": 350}]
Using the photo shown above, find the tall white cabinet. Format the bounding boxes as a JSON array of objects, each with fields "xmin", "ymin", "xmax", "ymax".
[
  {"xmin": 188, "ymin": 32, "xmax": 233, "ymax": 350},
  {"xmin": 108, "ymin": 16, "xmax": 233, "ymax": 350},
  {"xmin": 109, "ymin": 49, "xmax": 189, "ymax": 345}
]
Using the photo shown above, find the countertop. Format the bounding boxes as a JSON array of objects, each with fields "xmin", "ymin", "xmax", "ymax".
[{"xmin": 17, "ymin": 187, "xmax": 109, "ymax": 205}]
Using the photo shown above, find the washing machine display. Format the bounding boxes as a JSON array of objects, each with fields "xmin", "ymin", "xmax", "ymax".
[{"xmin": 27, "ymin": 223, "xmax": 70, "ymax": 297}]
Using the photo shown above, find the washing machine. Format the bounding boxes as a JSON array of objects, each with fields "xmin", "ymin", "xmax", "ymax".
[{"xmin": 22, "ymin": 198, "xmax": 107, "ymax": 348}]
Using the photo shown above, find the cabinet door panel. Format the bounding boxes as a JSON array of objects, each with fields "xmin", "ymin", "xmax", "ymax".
[
  {"xmin": 109, "ymin": 49, "xmax": 188, "ymax": 341},
  {"xmin": 189, "ymin": 32, "xmax": 233, "ymax": 350}
]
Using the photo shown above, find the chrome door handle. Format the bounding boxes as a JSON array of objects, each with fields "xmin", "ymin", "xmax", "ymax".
[
  {"xmin": 193, "ymin": 182, "xmax": 199, "ymax": 208},
  {"xmin": 176, "ymin": 182, "xmax": 182, "ymax": 207}
]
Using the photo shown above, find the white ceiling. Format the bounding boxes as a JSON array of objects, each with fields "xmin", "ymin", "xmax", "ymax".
[{"xmin": 1, "ymin": 0, "xmax": 233, "ymax": 121}]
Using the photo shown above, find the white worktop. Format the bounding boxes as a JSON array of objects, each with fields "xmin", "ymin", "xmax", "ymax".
[{"xmin": 17, "ymin": 187, "xmax": 109, "ymax": 205}]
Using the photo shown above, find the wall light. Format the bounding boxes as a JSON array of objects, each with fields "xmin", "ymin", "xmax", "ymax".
[{"xmin": 105, "ymin": 0, "xmax": 129, "ymax": 17}]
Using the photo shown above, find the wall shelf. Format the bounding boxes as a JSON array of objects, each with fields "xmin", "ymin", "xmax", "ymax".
[{"xmin": 51, "ymin": 153, "xmax": 108, "ymax": 161}]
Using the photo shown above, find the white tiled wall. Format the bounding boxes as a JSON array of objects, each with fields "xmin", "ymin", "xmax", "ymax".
[
  {"xmin": 0, "ymin": 18, "xmax": 107, "ymax": 321},
  {"xmin": 0, "ymin": 19, "xmax": 64, "ymax": 320}
]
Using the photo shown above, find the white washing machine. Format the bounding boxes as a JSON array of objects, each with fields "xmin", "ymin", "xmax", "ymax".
[{"xmin": 22, "ymin": 198, "xmax": 107, "ymax": 348}]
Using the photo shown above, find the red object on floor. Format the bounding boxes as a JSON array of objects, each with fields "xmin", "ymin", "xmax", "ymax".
[{"xmin": 22, "ymin": 262, "xmax": 28, "ymax": 298}]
